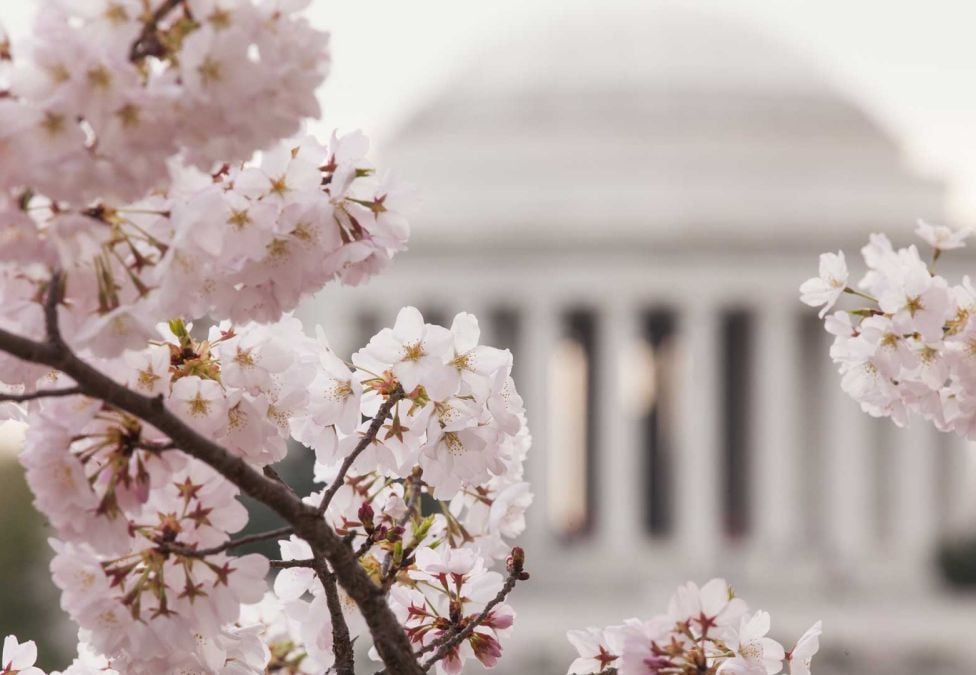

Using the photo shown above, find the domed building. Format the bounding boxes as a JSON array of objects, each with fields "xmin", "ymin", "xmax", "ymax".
[{"xmin": 302, "ymin": 5, "xmax": 976, "ymax": 672}]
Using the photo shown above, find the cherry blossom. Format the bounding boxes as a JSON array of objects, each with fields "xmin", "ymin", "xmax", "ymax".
[
  {"xmin": 568, "ymin": 580, "xmax": 819, "ymax": 675},
  {"xmin": 915, "ymin": 218, "xmax": 970, "ymax": 251},
  {"xmin": 1, "ymin": 635, "xmax": 44, "ymax": 675},
  {"xmin": 787, "ymin": 621, "xmax": 823, "ymax": 675},
  {"xmin": 717, "ymin": 611, "xmax": 785, "ymax": 675},
  {"xmin": 272, "ymin": 536, "xmax": 316, "ymax": 602},
  {"xmin": 356, "ymin": 306, "xmax": 457, "ymax": 401},
  {"xmin": 566, "ymin": 626, "xmax": 624, "ymax": 674},
  {"xmin": 804, "ymin": 223, "xmax": 976, "ymax": 440},
  {"xmin": 799, "ymin": 251, "xmax": 848, "ymax": 318}
]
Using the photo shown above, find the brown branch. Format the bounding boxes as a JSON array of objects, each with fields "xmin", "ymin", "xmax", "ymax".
[
  {"xmin": 419, "ymin": 548, "xmax": 527, "ymax": 670},
  {"xmin": 163, "ymin": 525, "xmax": 294, "ymax": 558},
  {"xmin": 318, "ymin": 386, "xmax": 404, "ymax": 514},
  {"xmin": 317, "ymin": 563, "xmax": 356, "ymax": 675},
  {"xmin": 43, "ymin": 270, "xmax": 65, "ymax": 345},
  {"xmin": 398, "ymin": 468, "xmax": 423, "ymax": 530},
  {"xmin": 354, "ymin": 535, "xmax": 376, "ymax": 559},
  {"xmin": 357, "ymin": 469, "xmax": 423, "ymax": 564},
  {"xmin": 0, "ymin": 281, "xmax": 425, "ymax": 675},
  {"xmin": 269, "ymin": 558, "xmax": 316, "ymax": 569},
  {"xmin": 0, "ymin": 386, "xmax": 83, "ymax": 403},
  {"xmin": 380, "ymin": 467, "xmax": 424, "ymax": 580},
  {"xmin": 135, "ymin": 441, "xmax": 176, "ymax": 452},
  {"xmin": 412, "ymin": 629, "xmax": 451, "ymax": 660},
  {"xmin": 130, "ymin": 0, "xmax": 184, "ymax": 61},
  {"xmin": 263, "ymin": 464, "xmax": 297, "ymax": 495}
]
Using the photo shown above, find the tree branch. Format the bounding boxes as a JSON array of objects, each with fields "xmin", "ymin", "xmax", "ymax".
[
  {"xmin": 43, "ymin": 270, "xmax": 65, "ymax": 346},
  {"xmin": 354, "ymin": 535, "xmax": 376, "ymax": 559},
  {"xmin": 263, "ymin": 464, "xmax": 296, "ymax": 495},
  {"xmin": 380, "ymin": 467, "xmax": 423, "ymax": 579},
  {"xmin": 162, "ymin": 525, "xmax": 294, "ymax": 558},
  {"xmin": 0, "ymin": 386, "xmax": 83, "ymax": 403},
  {"xmin": 269, "ymin": 558, "xmax": 315, "ymax": 569},
  {"xmin": 130, "ymin": 0, "xmax": 184, "ymax": 61},
  {"xmin": 318, "ymin": 386, "xmax": 404, "ymax": 514},
  {"xmin": 398, "ymin": 468, "xmax": 423, "ymax": 530},
  {"xmin": 135, "ymin": 440, "xmax": 176, "ymax": 452},
  {"xmin": 317, "ymin": 562, "xmax": 356, "ymax": 675},
  {"xmin": 0, "ymin": 290, "xmax": 424, "ymax": 674}
]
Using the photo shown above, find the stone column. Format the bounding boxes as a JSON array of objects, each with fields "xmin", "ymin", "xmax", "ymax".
[
  {"xmin": 892, "ymin": 421, "xmax": 937, "ymax": 578},
  {"xmin": 674, "ymin": 304, "xmax": 722, "ymax": 567},
  {"xmin": 595, "ymin": 301, "xmax": 643, "ymax": 553},
  {"xmin": 946, "ymin": 436, "xmax": 976, "ymax": 537},
  {"xmin": 520, "ymin": 301, "xmax": 561, "ymax": 557},
  {"xmin": 752, "ymin": 303, "xmax": 799, "ymax": 556},
  {"xmin": 824, "ymin": 372, "xmax": 874, "ymax": 570}
]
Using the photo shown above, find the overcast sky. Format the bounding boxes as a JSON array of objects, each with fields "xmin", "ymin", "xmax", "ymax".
[
  {"xmin": 6, "ymin": 0, "xmax": 976, "ymax": 223},
  {"xmin": 315, "ymin": 0, "xmax": 976, "ymax": 225}
]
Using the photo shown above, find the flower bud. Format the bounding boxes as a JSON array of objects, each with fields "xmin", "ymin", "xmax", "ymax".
[
  {"xmin": 506, "ymin": 546, "xmax": 525, "ymax": 576},
  {"xmin": 358, "ymin": 502, "xmax": 375, "ymax": 533}
]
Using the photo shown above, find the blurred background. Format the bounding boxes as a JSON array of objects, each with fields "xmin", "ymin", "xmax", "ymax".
[{"xmin": 6, "ymin": 0, "xmax": 976, "ymax": 672}]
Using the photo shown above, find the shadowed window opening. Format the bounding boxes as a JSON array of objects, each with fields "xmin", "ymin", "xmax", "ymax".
[
  {"xmin": 721, "ymin": 309, "xmax": 752, "ymax": 540},
  {"xmin": 643, "ymin": 310, "xmax": 677, "ymax": 537}
]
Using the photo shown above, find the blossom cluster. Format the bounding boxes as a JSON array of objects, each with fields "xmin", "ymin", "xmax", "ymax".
[
  {"xmin": 567, "ymin": 579, "xmax": 822, "ymax": 675},
  {"xmin": 0, "ymin": 0, "xmax": 411, "ymax": 388},
  {"xmin": 0, "ymin": 0, "xmax": 328, "ymax": 205},
  {"xmin": 0, "ymin": 127, "xmax": 411, "ymax": 385},
  {"xmin": 802, "ymin": 220, "xmax": 976, "ymax": 435},
  {"xmin": 0, "ymin": 1, "xmax": 537, "ymax": 673},
  {"xmin": 0, "ymin": 1, "xmax": 539, "ymax": 671},
  {"xmin": 2, "ymin": 305, "xmax": 530, "ymax": 672},
  {"xmin": 19, "ymin": 360, "xmax": 270, "ymax": 663},
  {"xmin": 277, "ymin": 306, "xmax": 532, "ymax": 673}
]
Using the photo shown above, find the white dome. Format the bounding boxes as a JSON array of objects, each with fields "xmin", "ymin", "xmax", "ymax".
[
  {"xmin": 381, "ymin": 4, "xmax": 944, "ymax": 252},
  {"xmin": 457, "ymin": 7, "xmax": 831, "ymax": 99}
]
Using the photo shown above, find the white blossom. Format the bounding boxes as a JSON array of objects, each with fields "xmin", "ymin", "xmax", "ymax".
[{"xmin": 799, "ymin": 251, "xmax": 848, "ymax": 318}]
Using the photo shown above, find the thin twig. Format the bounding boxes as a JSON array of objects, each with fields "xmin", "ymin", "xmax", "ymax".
[
  {"xmin": 380, "ymin": 468, "xmax": 423, "ymax": 578},
  {"xmin": 413, "ymin": 629, "xmax": 452, "ymax": 660},
  {"xmin": 419, "ymin": 550, "xmax": 526, "ymax": 670},
  {"xmin": 135, "ymin": 441, "xmax": 176, "ymax": 452},
  {"xmin": 269, "ymin": 558, "xmax": 316, "ymax": 569},
  {"xmin": 43, "ymin": 270, "xmax": 64, "ymax": 346},
  {"xmin": 130, "ymin": 0, "xmax": 184, "ymax": 61},
  {"xmin": 317, "ymin": 562, "xmax": 356, "ymax": 675},
  {"xmin": 398, "ymin": 468, "xmax": 423, "ymax": 530},
  {"xmin": 354, "ymin": 535, "xmax": 375, "ymax": 559},
  {"xmin": 318, "ymin": 387, "xmax": 404, "ymax": 514},
  {"xmin": 0, "ymin": 386, "xmax": 83, "ymax": 403},
  {"xmin": 163, "ymin": 525, "xmax": 294, "ymax": 558}
]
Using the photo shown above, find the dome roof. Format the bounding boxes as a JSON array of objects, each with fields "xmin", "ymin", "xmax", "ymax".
[
  {"xmin": 452, "ymin": 7, "xmax": 830, "ymax": 100},
  {"xmin": 380, "ymin": 4, "xmax": 944, "ymax": 253}
]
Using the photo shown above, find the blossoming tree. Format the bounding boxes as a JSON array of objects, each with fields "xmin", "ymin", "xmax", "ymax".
[
  {"xmin": 801, "ymin": 220, "xmax": 976, "ymax": 434},
  {"xmin": 0, "ymin": 2, "xmax": 821, "ymax": 674}
]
